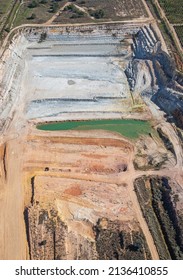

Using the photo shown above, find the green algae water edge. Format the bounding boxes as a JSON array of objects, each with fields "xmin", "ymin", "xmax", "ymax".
[{"xmin": 37, "ymin": 119, "xmax": 152, "ymax": 139}]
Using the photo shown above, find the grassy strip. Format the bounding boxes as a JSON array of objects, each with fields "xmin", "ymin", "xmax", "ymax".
[
  {"xmin": 0, "ymin": 0, "xmax": 13, "ymax": 15},
  {"xmin": 158, "ymin": 0, "xmax": 183, "ymax": 24},
  {"xmin": 3, "ymin": 0, "xmax": 21, "ymax": 32},
  {"xmin": 174, "ymin": 26, "xmax": 183, "ymax": 47},
  {"xmin": 0, "ymin": 0, "xmax": 18, "ymax": 39},
  {"xmin": 135, "ymin": 176, "xmax": 183, "ymax": 259},
  {"xmin": 134, "ymin": 177, "xmax": 170, "ymax": 259},
  {"xmin": 150, "ymin": 177, "xmax": 183, "ymax": 259}
]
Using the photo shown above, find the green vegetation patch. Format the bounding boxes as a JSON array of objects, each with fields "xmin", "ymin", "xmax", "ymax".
[
  {"xmin": 135, "ymin": 176, "xmax": 183, "ymax": 260},
  {"xmin": 0, "ymin": 0, "xmax": 19, "ymax": 37},
  {"xmin": 37, "ymin": 119, "xmax": 152, "ymax": 139},
  {"xmin": 159, "ymin": 0, "xmax": 183, "ymax": 24},
  {"xmin": 174, "ymin": 26, "xmax": 183, "ymax": 47},
  {"xmin": 2, "ymin": 0, "xmax": 148, "ymax": 28},
  {"xmin": 134, "ymin": 177, "xmax": 170, "ymax": 260},
  {"xmin": 95, "ymin": 218, "xmax": 151, "ymax": 260},
  {"xmin": 13, "ymin": 0, "xmax": 64, "ymax": 27},
  {"xmin": 64, "ymin": 4, "xmax": 85, "ymax": 18},
  {"xmin": 89, "ymin": 9, "xmax": 105, "ymax": 19},
  {"xmin": 0, "ymin": 0, "xmax": 12, "ymax": 16}
]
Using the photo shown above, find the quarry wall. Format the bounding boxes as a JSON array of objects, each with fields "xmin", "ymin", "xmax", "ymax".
[{"xmin": 125, "ymin": 24, "xmax": 183, "ymax": 128}]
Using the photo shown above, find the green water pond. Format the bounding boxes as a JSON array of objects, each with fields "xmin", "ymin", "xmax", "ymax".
[{"xmin": 37, "ymin": 119, "xmax": 152, "ymax": 139}]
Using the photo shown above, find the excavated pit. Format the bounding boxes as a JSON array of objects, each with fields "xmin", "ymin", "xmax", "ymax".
[
  {"xmin": 0, "ymin": 24, "xmax": 140, "ymax": 128},
  {"xmin": 0, "ymin": 23, "xmax": 183, "ymax": 260}
]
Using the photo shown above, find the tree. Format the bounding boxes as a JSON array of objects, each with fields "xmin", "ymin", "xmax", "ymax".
[
  {"xmin": 27, "ymin": 13, "xmax": 36, "ymax": 20},
  {"xmin": 90, "ymin": 9, "xmax": 105, "ymax": 19},
  {"xmin": 40, "ymin": 0, "xmax": 47, "ymax": 4},
  {"xmin": 49, "ymin": 2, "xmax": 59, "ymax": 13},
  {"xmin": 28, "ymin": 1, "xmax": 38, "ymax": 9},
  {"xmin": 39, "ymin": 32, "xmax": 47, "ymax": 43}
]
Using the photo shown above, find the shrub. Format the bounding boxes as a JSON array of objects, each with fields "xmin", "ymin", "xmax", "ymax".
[
  {"xmin": 28, "ymin": 0, "xmax": 38, "ymax": 9},
  {"xmin": 90, "ymin": 9, "xmax": 105, "ymax": 19},
  {"xmin": 39, "ymin": 0, "xmax": 47, "ymax": 4},
  {"xmin": 39, "ymin": 32, "xmax": 47, "ymax": 43},
  {"xmin": 27, "ymin": 13, "xmax": 36, "ymax": 20},
  {"xmin": 49, "ymin": 2, "xmax": 59, "ymax": 13}
]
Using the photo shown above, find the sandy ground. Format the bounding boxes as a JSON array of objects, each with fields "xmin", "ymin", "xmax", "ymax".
[
  {"xmin": 22, "ymin": 128, "xmax": 159, "ymax": 260},
  {"xmin": 0, "ymin": 136, "xmax": 27, "ymax": 259},
  {"xmin": 1, "ymin": 120, "xmax": 182, "ymax": 259},
  {"xmin": 0, "ymin": 115, "xmax": 162, "ymax": 259}
]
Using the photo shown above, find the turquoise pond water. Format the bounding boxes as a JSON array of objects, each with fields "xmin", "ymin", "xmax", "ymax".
[{"xmin": 37, "ymin": 119, "xmax": 152, "ymax": 139}]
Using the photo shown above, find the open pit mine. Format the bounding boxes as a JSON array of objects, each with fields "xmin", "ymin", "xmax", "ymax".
[{"xmin": 0, "ymin": 22, "xmax": 183, "ymax": 260}]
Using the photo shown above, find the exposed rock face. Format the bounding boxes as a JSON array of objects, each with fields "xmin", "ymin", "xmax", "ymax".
[
  {"xmin": 22, "ymin": 23, "xmax": 139, "ymax": 42},
  {"xmin": 134, "ymin": 132, "xmax": 176, "ymax": 171},
  {"xmin": 125, "ymin": 25, "xmax": 183, "ymax": 128},
  {"xmin": 125, "ymin": 59, "xmax": 156, "ymax": 93},
  {"xmin": 175, "ymin": 72, "xmax": 183, "ymax": 87},
  {"xmin": 126, "ymin": 25, "xmax": 175, "ymax": 90},
  {"xmin": 0, "ymin": 35, "xmax": 29, "ymax": 130},
  {"xmin": 152, "ymin": 88, "xmax": 183, "ymax": 125},
  {"xmin": 132, "ymin": 25, "xmax": 175, "ymax": 83}
]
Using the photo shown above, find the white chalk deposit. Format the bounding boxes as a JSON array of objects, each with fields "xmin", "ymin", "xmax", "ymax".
[{"xmin": 0, "ymin": 24, "xmax": 141, "ymax": 127}]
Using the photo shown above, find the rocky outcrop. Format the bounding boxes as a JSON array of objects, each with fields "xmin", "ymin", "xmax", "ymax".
[
  {"xmin": 23, "ymin": 23, "xmax": 139, "ymax": 42},
  {"xmin": 152, "ymin": 88, "xmax": 183, "ymax": 128},
  {"xmin": 132, "ymin": 25, "xmax": 175, "ymax": 82},
  {"xmin": 125, "ymin": 59, "xmax": 156, "ymax": 93},
  {"xmin": 134, "ymin": 133, "xmax": 176, "ymax": 171},
  {"xmin": 125, "ymin": 24, "xmax": 183, "ymax": 128},
  {"xmin": 0, "ymin": 35, "xmax": 29, "ymax": 132},
  {"xmin": 125, "ymin": 25, "xmax": 176, "ymax": 91}
]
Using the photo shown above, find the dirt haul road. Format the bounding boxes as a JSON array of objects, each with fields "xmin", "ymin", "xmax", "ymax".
[{"xmin": 0, "ymin": 136, "xmax": 26, "ymax": 259}]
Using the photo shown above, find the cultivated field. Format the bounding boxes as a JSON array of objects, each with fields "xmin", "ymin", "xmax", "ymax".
[
  {"xmin": 158, "ymin": 0, "xmax": 183, "ymax": 52},
  {"xmin": 158, "ymin": 0, "xmax": 183, "ymax": 23},
  {"xmin": 146, "ymin": 0, "xmax": 183, "ymax": 72},
  {"xmin": 0, "ymin": 0, "xmax": 14, "ymax": 34},
  {"xmin": 0, "ymin": 0, "xmax": 12, "ymax": 19},
  {"xmin": 174, "ymin": 26, "xmax": 183, "ymax": 47}
]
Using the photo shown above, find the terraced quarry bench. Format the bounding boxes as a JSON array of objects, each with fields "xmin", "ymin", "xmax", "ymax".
[{"xmin": 0, "ymin": 22, "xmax": 183, "ymax": 260}]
